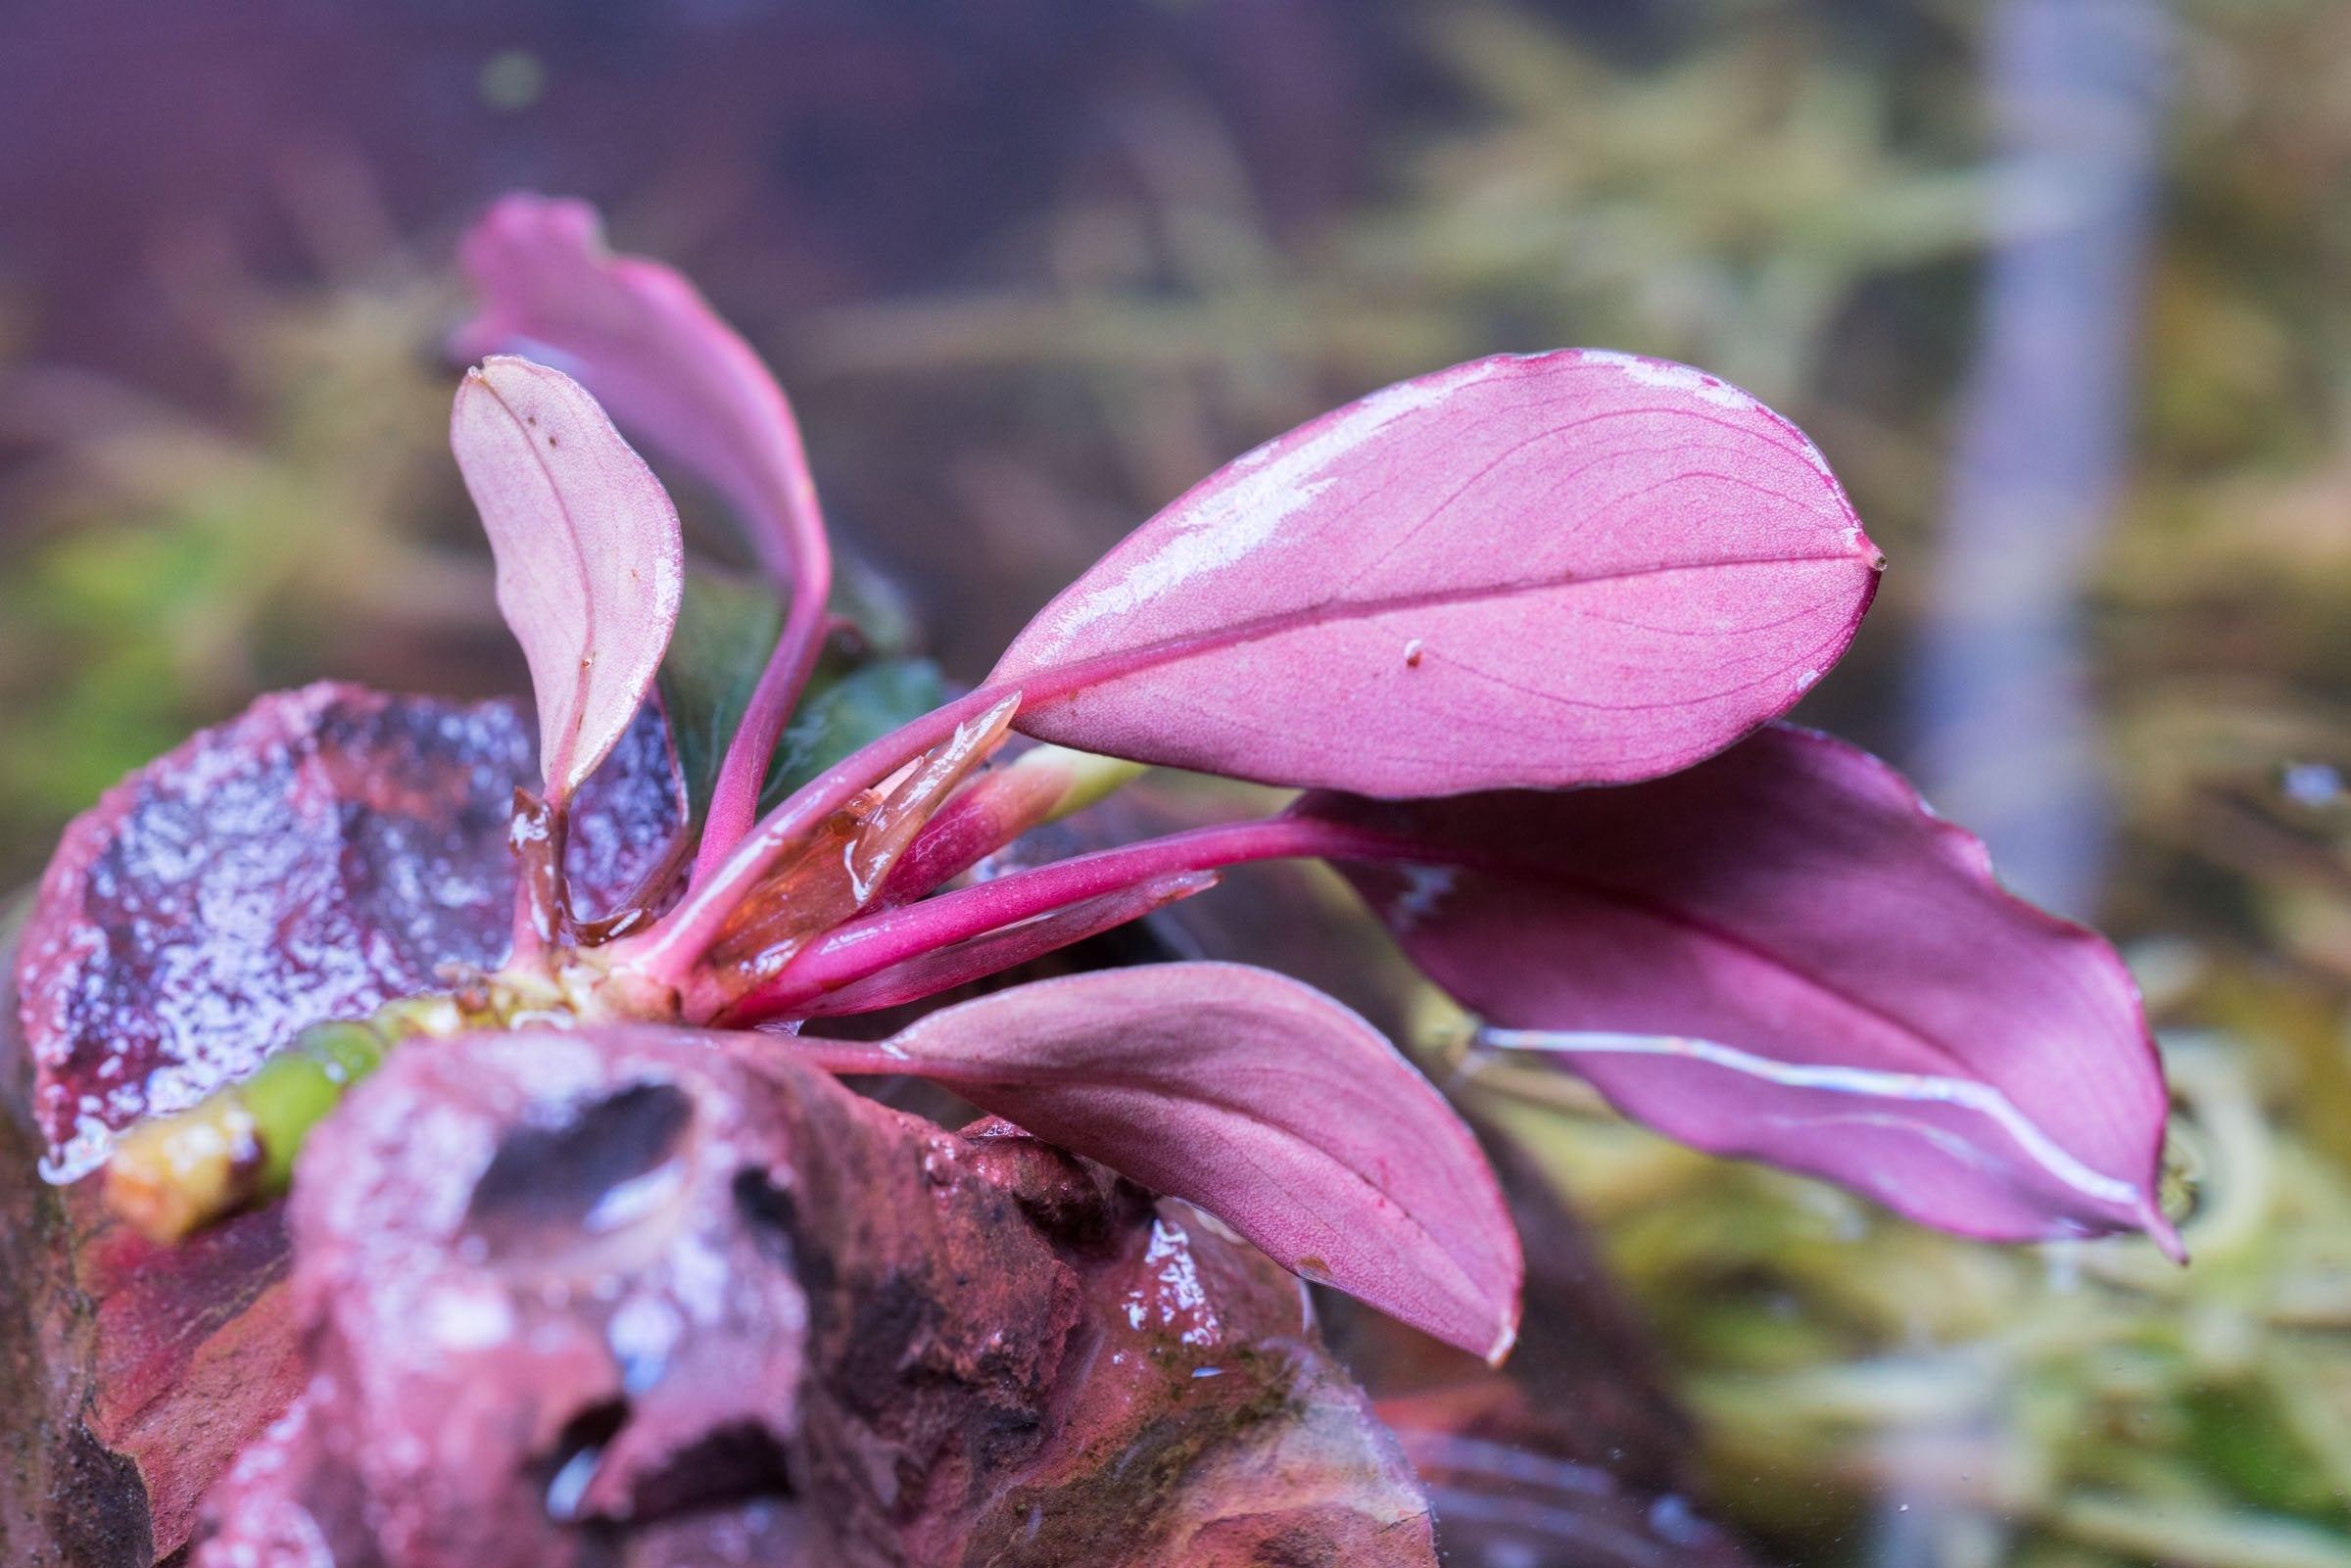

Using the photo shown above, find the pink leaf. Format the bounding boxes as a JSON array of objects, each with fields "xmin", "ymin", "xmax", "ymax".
[
  {"xmin": 989, "ymin": 352, "xmax": 1881, "ymax": 795},
  {"xmin": 456, "ymin": 193, "xmax": 823, "ymax": 586},
  {"xmin": 455, "ymin": 193, "xmax": 834, "ymax": 875},
  {"xmin": 1301, "ymin": 725, "xmax": 2180, "ymax": 1253},
  {"xmin": 790, "ymin": 963, "xmax": 1522, "ymax": 1361},
  {"xmin": 453, "ymin": 356, "xmax": 685, "ymax": 801}
]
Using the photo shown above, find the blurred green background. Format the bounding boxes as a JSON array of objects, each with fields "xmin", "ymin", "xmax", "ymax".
[{"xmin": 8, "ymin": 2, "xmax": 2351, "ymax": 1563}]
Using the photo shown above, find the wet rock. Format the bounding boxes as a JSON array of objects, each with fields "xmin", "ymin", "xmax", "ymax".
[
  {"xmin": 194, "ymin": 1028, "xmax": 1437, "ymax": 1567},
  {"xmin": 0, "ymin": 895, "xmax": 301, "ymax": 1566},
  {"xmin": 2, "ymin": 685, "xmax": 685, "ymax": 1564},
  {"xmin": 19, "ymin": 683, "xmax": 684, "ymax": 1170}
]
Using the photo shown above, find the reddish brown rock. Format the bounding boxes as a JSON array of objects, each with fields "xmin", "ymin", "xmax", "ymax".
[
  {"xmin": 5, "ymin": 900, "xmax": 302, "ymax": 1566},
  {"xmin": 3, "ymin": 685, "xmax": 686, "ymax": 1564},
  {"xmin": 4, "ymin": 676, "xmax": 1739, "ymax": 1566},
  {"xmin": 194, "ymin": 1028, "xmax": 1438, "ymax": 1568},
  {"xmin": 4, "ymin": 680, "xmax": 1431, "ymax": 1567}
]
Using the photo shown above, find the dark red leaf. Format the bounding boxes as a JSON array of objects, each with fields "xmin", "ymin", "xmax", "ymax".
[
  {"xmin": 16, "ymin": 683, "xmax": 685, "ymax": 1174},
  {"xmin": 1302, "ymin": 724, "xmax": 2178, "ymax": 1251}
]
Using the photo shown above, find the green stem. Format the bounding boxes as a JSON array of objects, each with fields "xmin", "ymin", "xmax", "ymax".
[
  {"xmin": 103, "ymin": 950, "xmax": 687, "ymax": 1242},
  {"xmin": 105, "ymin": 1007, "xmax": 438, "ymax": 1240}
]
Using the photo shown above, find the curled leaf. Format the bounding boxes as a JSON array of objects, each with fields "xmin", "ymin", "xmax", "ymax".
[
  {"xmin": 453, "ymin": 356, "xmax": 685, "ymax": 802},
  {"xmin": 790, "ymin": 963, "xmax": 1523, "ymax": 1361},
  {"xmin": 1302, "ymin": 725, "xmax": 2179, "ymax": 1252},
  {"xmin": 991, "ymin": 351, "xmax": 1880, "ymax": 795}
]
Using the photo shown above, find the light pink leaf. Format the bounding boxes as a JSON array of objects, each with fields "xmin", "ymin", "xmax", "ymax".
[
  {"xmin": 452, "ymin": 356, "xmax": 685, "ymax": 800},
  {"xmin": 1300, "ymin": 725, "xmax": 2180, "ymax": 1253},
  {"xmin": 791, "ymin": 963, "xmax": 1522, "ymax": 1361},
  {"xmin": 989, "ymin": 352, "xmax": 1881, "ymax": 795},
  {"xmin": 456, "ymin": 194, "xmax": 834, "ymax": 875},
  {"xmin": 456, "ymin": 193, "xmax": 823, "ymax": 585}
]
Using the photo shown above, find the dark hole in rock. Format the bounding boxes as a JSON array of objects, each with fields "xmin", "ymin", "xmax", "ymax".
[
  {"xmin": 729, "ymin": 1168, "xmax": 802, "ymax": 1272},
  {"xmin": 466, "ymin": 1083, "xmax": 694, "ymax": 1256},
  {"xmin": 623, "ymin": 1420, "xmax": 796, "ymax": 1523},
  {"xmin": 542, "ymin": 1400, "xmax": 630, "ymax": 1525}
]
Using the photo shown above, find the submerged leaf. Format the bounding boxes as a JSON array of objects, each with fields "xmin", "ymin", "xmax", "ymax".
[
  {"xmin": 991, "ymin": 351, "xmax": 1880, "ymax": 795},
  {"xmin": 1301, "ymin": 724, "xmax": 2178, "ymax": 1251},
  {"xmin": 791, "ymin": 963, "xmax": 1523, "ymax": 1361},
  {"xmin": 453, "ymin": 356, "xmax": 685, "ymax": 801},
  {"xmin": 456, "ymin": 195, "xmax": 836, "ymax": 875}
]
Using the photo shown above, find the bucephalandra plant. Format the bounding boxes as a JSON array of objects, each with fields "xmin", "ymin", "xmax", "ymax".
[{"xmin": 23, "ymin": 193, "xmax": 2180, "ymax": 1377}]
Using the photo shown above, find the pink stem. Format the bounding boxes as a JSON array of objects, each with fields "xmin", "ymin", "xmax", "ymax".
[
  {"xmin": 729, "ymin": 813, "xmax": 1409, "ymax": 1020},
  {"xmin": 623, "ymin": 684, "xmax": 1018, "ymax": 986},
  {"xmin": 690, "ymin": 440, "xmax": 836, "ymax": 885},
  {"xmin": 690, "ymin": 581, "xmax": 831, "ymax": 886},
  {"xmin": 614, "ymin": 1026, "xmax": 982, "ymax": 1085},
  {"xmin": 780, "ymin": 1036, "xmax": 983, "ymax": 1080},
  {"xmin": 784, "ymin": 872, "xmax": 1217, "ymax": 1021}
]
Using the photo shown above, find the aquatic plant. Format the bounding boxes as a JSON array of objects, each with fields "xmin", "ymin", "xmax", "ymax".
[
  {"xmin": 42, "ymin": 187, "xmax": 2187, "ymax": 1293},
  {"xmin": 11, "ymin": 194, "xmax": 2181, "ymax": 1561}
]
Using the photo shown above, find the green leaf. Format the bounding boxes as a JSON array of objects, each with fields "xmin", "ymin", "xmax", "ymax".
[
  {"xmin": 761, "ymin": 657, "xmax": 948, "ymax": 810},
  {"xmin": 656, "ymin": 566, "xmax": 784, "ymax": 826},
  {"xmin": 829, "ymin": 552, "xmax": 920, "ymax": 660},
  {"xmin": 655, "ymin": 563, "xmax": 947, "ymax": 828},
  {"xmin": 2183, "ymin": 1383, "xmax": 2345, "ymax": 1522}
]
